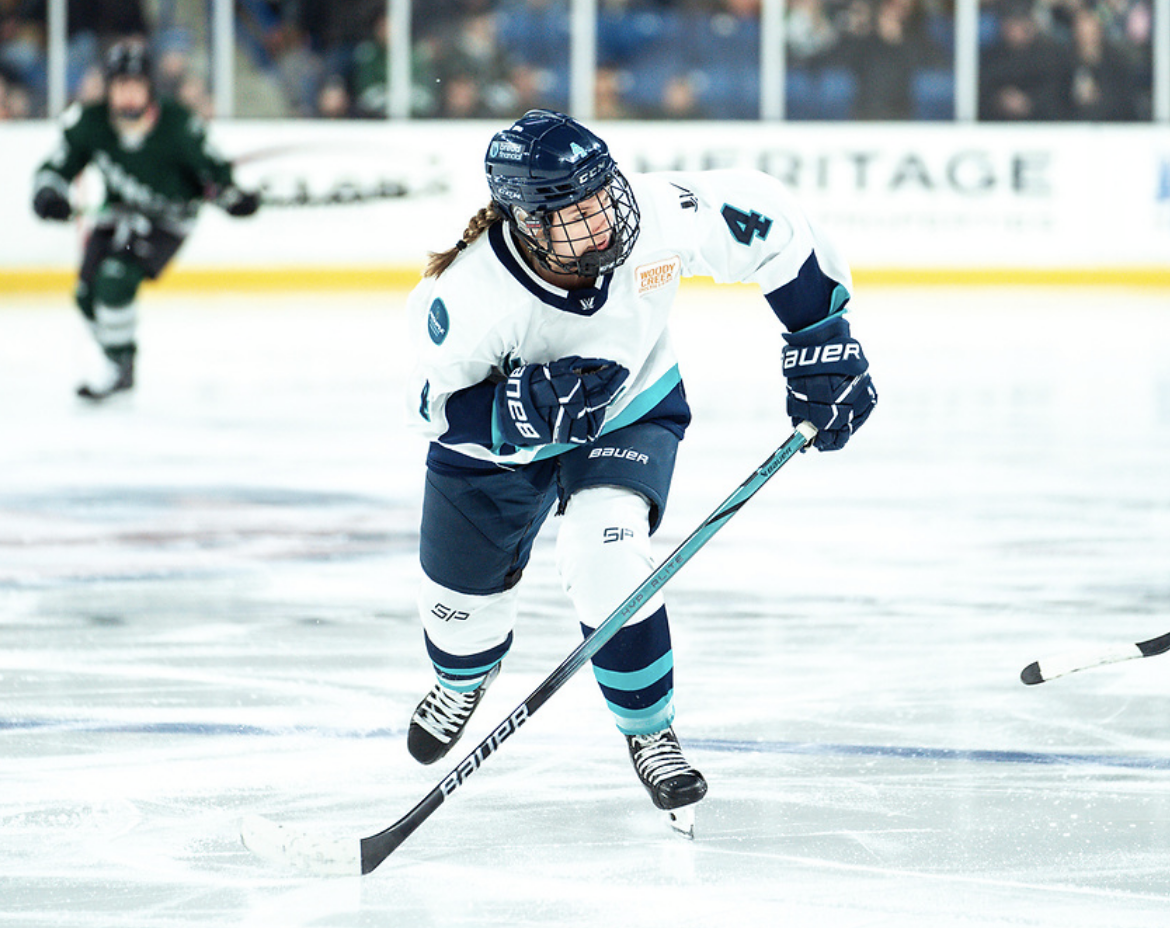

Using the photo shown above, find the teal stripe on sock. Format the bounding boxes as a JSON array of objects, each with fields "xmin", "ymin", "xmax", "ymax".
[
  {"xmin": 591, "ymin": 652, "xmax": 673, "ymax": 692},
  {"xmin": 431, "ymin": 661, "xmax": 497, "ymax": 691},
  {"xmin": 438, "ymin": 676, "xmax": 487, "ymax": 694},
  {"xmin": 606, "ymin": 693, "xmax": 676, "ymax": 737}
]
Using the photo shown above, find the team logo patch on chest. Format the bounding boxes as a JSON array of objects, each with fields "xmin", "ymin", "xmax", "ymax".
[{"xmin": 635, "ymin": 257, "xmax": 681, "ymax": 295}]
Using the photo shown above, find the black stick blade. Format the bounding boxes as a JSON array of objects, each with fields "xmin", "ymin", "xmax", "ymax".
[{"xmin": 1137, "ymin": 632, "xmax": 1170, "ymax": 658}]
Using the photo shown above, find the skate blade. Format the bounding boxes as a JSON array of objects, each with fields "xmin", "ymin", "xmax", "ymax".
[
  {"xmin": 666, "ymin": 805, "xmax": 695, "ymax": 839},
  {"xmin": 77, "ymin": 385, "xmax": 133, "ymax": 403}
]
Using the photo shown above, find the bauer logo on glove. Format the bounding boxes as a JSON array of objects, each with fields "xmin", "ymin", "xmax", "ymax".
[
  {"xmin": 781, "ymin": 341, "xmax": 864, "ymax": 371},
  {"xmin": 494, "ymin": 355, "xmax": 629, "ymax": 448},
  {"xmin": 780, "ymin": 314, "xmax": 877, "ymax": 452}
]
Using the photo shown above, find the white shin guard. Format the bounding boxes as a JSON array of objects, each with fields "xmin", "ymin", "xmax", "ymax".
[
  {"xmin": 417, "ymin": 576, "xmax": 520, "ymax": 660},
  {"xmin": 555, "ymin": 486, "xmax": 663, "ymax": 627}
]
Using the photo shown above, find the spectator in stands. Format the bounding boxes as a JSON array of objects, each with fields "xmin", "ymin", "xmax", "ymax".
[
  {"xmin": 152, "ymin": 26, "xmax": 212, "ymax": 116},
  {"xmin": 1066, "ymin": 4, "xmax": 1141, "ymax": 120},
  {"xmin": 835, "ymin": 0, "xmax": 907, "ymax": 119},
  {"xmin": 174, "ymin": 71, "xmax": 213, "ymax": 117},
  {"xmin": 0, "ymin": 66, "xmax": 32, "ymax": 117},
  {"xmin": 497, "ymin": 0, "xmax": 574, "ymax": 112},
  {"xmin": 437, "ymin": 72, "xmax": 488, "ymax": 117},
  {"xmin": 785, "ymin": 0, "xmax": 860, "ymax": 120},
  {"xmin": 689, "ymin": 0, "xmax": 762, "ymax": 119},
  {"xmin": 594, "ymin": 1, "xmax": 700, "ymax": 119},
  {"xmin": 979, "ymin": 0, "xmax": 1073, "ymax": 120},
  {"xmin": 660, "ymin": 73, "xmax": 702, "ymax": 118},
  {"xmin": 1, "ymin": 0, "xmax": 44, "ymax": 114},
  {"xmin": 316, "ymin": 72, "xmax": 351, "ymax": 117},
  {"xmin": 413, "ymin": 0, "xmax": 498, "ymax": 43},
  {"xmin": 237, "ymin": 0, "xmax": 382, "ymax": 117},
  {"xmin": 432, "ymin": 11, "xmax": 517, "ymax": 118},
  {"xmin": 837, "ymin": 0, "xmax": 948, "ymax": 119},
  {"xmin": 298, "ymin": 0, "xmax": 384, "ymax": 94},
  {"xmin": 787, "ymin": 0, "xmax": 840, "ymax": 69},
  {"xmin": 20, "ymin": 0, "xmax": 151, "ymax": 103},
  {"xmin": 350, "ymin": 10, "xmax": 388, "ymax": 117},
  {"xmin": 594, "ymin": 63, "xmax": 635, "ymax": 119}
]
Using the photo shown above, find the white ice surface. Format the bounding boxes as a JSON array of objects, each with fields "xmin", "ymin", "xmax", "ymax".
[{"xmin": 2, "ymin": 285, "xmax": 1169, "ymax": 927}]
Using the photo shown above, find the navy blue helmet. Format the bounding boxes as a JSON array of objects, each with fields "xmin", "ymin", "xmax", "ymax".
[{"xmin": 484, "ymin": 110, "xmax": 639, "ymax": 277}]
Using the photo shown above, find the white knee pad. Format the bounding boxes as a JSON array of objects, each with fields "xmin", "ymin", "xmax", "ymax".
[
  {"xmin": 418, "ymin": 575, "xmax": 520, "ymax": 657},
  {"xmin": 555, "ymin": 486, "xmax": 663, "ymax": 626}
]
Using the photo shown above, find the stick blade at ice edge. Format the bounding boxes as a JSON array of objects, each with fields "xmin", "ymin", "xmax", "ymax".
[{"xmin": 240, "ymin": 814, "xmax": 362, "ymax": 876}]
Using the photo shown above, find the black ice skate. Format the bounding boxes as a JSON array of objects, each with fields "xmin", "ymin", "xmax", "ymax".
[
  {"xmin": 78, "ymin": 352, "xmax": 134, "ymax": 402},
  {"xmin": 407, "ymin": 664, "xmax": 499, "ymax": 765},
  {"xmin": 627, "ymin": 727, "xmax": 708, "ymax": 837}
]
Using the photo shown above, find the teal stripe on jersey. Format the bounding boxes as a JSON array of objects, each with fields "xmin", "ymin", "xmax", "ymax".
[
  {"xmin": 529, "ymin": 364, "xmax": 682, "ymax": 462},
  {"xmin": 831, "ymin": 283, "xmax": 851, "ymax": 315}
]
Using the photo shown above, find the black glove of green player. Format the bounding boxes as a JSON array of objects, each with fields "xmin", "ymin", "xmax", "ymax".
[
  {"xmin": 33, "ymin": 186, "xmax": 72, "ymax": 221},
  {"xmin": 219, "ymin": 185, "xmax": 261, "ymax": 217}
]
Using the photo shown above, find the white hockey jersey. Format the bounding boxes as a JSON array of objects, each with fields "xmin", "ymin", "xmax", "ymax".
[{"xmin": 405, "ymin": 168, "xmax": 853, "ymax": 468}]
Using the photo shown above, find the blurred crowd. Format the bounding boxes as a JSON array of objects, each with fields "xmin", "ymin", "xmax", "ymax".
[
  {"xmin": 979, "ymin": 0, "xmax": 1153, "ymax": 120},
  {"xmin": 0, "ymin": 0, "xmax": 1156, "ymax": 121},
  {"xmin": 0, "ymin": 0, "xmax": 212, "ymax": 119}
]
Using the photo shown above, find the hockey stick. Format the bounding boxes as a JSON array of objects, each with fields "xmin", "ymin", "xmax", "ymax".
[
  {"xmin": 241, "ymin": 419, "xmax": 819, "ymax": 875},
  {"xmin": 1020, "ymin": 631, "xmax": 1170, "ymax": 685}
]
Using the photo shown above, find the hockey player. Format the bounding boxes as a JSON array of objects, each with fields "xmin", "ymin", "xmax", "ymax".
[
  {"xmin": 404, "ymin": 109, "xmax": 877, "ymax": 828},
  {"xmin": 31, "ymin": 39, "xmax": 261, "ymax": 401}
]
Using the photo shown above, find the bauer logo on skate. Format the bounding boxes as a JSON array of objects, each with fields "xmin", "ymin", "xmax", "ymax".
[
  {"xmin": 440, "ymin": 705, "xmax": 530, "ymax": 797},
  {"xmin": 782, "ymin": 343, "xmax": 862, "ymax": 369},
  {"xmin": 635, "ymin": 257, "xmax": 681, "ymax": 294}
]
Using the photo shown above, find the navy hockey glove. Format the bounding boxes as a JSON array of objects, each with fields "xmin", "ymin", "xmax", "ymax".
[
  {"xmin": 495, "ymin": 356, "xmax": 629, "ymax": 447},
  {"xmin": 781, "ymin": 315, "xmax": 877, "ymax": 452},
  {"xmin": 218, "ymin": 185, "xmax": 261, "ymax": 217},
  {"xmin": 33, "ymin": 186, "xmax": 72, "ymax": 221}
]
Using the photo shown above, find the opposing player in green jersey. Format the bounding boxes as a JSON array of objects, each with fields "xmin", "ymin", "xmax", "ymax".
[{"xmin": 31, "ymin": 39, "xmax": 261, "ymax": 401}]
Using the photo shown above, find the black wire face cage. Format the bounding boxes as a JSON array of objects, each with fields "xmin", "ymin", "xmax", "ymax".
[{"xmin": 511, "ymin": 169, "xmax": 640, "ymax": 278}]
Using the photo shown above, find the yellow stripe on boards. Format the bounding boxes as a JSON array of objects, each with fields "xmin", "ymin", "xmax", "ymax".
[{"xmin": 3, "ymin": 265, "xmax": 1170, "ymax": 296}]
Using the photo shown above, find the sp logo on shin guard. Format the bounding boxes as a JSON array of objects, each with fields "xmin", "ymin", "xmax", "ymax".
[{"xmin": 430, "ymin": 603, "xmax": 470, "ymax": 622}]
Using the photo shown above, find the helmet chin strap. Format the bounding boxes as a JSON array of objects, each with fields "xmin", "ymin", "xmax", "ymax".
[
  {"xmin": 570, "ymin": 244, "xmax": 618, "ymax": 278},
  {"xmin": 113, "ymin": 106, "xmax": 149, "ymax": 122},
  {"xmin": 522, "ymin": 217, "xmax": 622, "ymax": 279},
  {"xmin": 526, "ymin": 239, "xmax": 620, "ymax": 280}
]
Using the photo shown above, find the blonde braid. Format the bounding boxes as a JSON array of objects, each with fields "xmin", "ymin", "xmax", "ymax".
[{"xmin": 424, "ymin": 203, "xmax": 504, "ymax": 278}]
